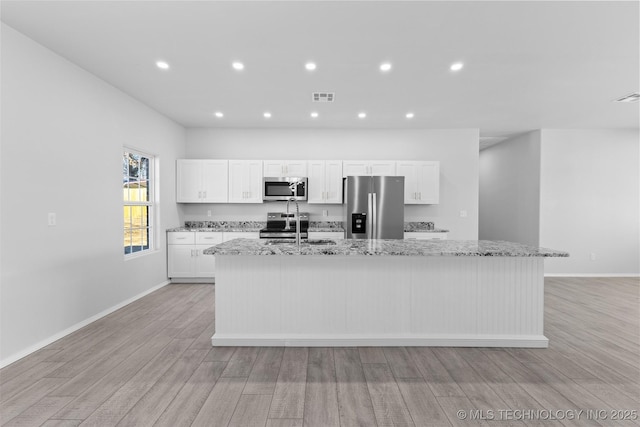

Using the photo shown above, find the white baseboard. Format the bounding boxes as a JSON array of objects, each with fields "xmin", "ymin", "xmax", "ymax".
[
  {"xmin": 211, "ymin": 334, "xmax": 549, "ymax": 348},
  {"xmin": 545, "ymin": 273, "xmax": 640, "ymax": 278},
  {"xmin": 0, "ymin": 280, "xmax": 170, "ymax": 369}
]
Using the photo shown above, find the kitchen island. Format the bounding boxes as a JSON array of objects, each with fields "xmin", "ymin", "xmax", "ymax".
[{"xmin": 204, "ymin": 239, "xmax": 568, "ymax": 348}]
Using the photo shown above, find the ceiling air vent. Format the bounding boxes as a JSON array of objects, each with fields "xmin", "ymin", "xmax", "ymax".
[
  {"xmin": 615, "ymin": 92, "xmax": 640, "ymax": 103},
  {"xmin": 312, "ymin": 92, "xmax": 335, "ymax": 102}
]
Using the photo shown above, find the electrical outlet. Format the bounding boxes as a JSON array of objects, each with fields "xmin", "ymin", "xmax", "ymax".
[
  {"xmin": 590, "ymin": 252, "xmax": 596, "ymax": 261},
  {"xmin": 322, "ymin": 209, "xmax": 328, "ymax": 217},
  {"xmin": 48, "ymin": 212, "xmax": 57, "ymax": 226},
  {"xmin": 459, "ymin": 210, "xmax": 468, "ymax": 218},
  {"xmin": 207, "ymin": 210, "xmax": 212, "ymax": 217}
]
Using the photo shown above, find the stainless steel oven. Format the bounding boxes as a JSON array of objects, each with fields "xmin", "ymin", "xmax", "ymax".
[{"xmin": 262, "ymin": 177, "xmax": 308, "ymax": 202}]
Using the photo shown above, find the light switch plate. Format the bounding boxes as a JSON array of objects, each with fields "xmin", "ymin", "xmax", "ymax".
[
  {"xmin": 48, "ymin": 212, "xmax": 57, "ymax": 226},
  {"xmin": 459, "ymin": 210, "xmax": 467, "ymax": 218}
]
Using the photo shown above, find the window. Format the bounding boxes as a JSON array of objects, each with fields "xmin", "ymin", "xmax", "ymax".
[{"xmin": 123, "ymin": 149, "xmax": 154, "ymax": 256}]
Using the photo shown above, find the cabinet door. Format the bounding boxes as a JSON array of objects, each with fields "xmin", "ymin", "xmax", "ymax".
[
  {"xmin": 342, "ymin": 161, "xmax": 369, "ymax": 177},
  {"xmin": 284, "ymin": 161, "xmax": 307, "ymax": 177},
  {"xmin": 370, "ymin": 161, "xmax": 396, "ymax": 176},
  {"xmin": 263, "ymin": 161, "xmax": 285, "ymax": 177},
  {"xmin": 245, "ymin": 161, "xmax": 264, "ymax": 203},
  {"xmin": 194, "ymin": 244, "xmax": 216, "ymax": 277},
  {"xmin": 324, "ymin": 161, "xmax": 343, "ymax": 204},
  {"xmin": 228, "ymin": 160, "xmax": 246, "ymax": 203},
  {"xmin": 201, "ymin": 160, "xmax": 228, "ymax": 202},
  {"xmin": 176, "ymin": 160, "xmax": 202, "ymax": 202},
  {"xmin": 307, "ymin": 161, "xmax": 326, "ymax": 204},
  {"xmin": 416, "ymin": 161, "xmax": 440, "ymax": 204},
  {"xmin": 228, "ymin": 160, "xmax": 262, "ymax": 203},
  {"xmin": 396, "ymin": 161, "xmax": 420, "ymax": 204},
  {"xmin": 168, "ymin": 245, "xmax": 195, "ymax": 277}
]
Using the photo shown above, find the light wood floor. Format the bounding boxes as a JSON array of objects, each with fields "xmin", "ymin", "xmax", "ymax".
[{"xmin": 1, "ymin": 277, "xmax": 638, "ymax": 426}]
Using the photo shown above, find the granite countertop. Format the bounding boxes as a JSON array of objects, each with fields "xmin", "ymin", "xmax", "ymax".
[
  {"xmin": 167, "ymin": 221, "xmax": 265, "ymax": 232},
  {"xmin": 204, "ymin": 238, "xmax": 569, "ymax": 257}
]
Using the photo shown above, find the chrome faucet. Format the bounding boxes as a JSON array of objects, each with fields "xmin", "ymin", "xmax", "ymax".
[{"xmin": 285, "ymin": 198, "xmax": 301, "ymax": 247}]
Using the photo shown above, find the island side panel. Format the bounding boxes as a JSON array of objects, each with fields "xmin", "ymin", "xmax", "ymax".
[{"xmin": 212, "ymin": 255, "xmax": 547, "ymax": 347}]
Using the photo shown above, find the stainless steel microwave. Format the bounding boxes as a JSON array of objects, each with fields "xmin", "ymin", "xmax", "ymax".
[{"xmin": 262, "ymin": 177, "xmax": 308, "ymax": 201}]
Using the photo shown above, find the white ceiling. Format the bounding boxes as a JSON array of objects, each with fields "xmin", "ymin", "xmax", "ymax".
[{"xmin": 2, "ymin": 1, "xmax": 638, "ymax": 146}]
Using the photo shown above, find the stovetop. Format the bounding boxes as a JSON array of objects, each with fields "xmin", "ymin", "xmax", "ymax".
[{"xmin": 260, "ymin": 212, "xmax": 310, "ymax": 239}]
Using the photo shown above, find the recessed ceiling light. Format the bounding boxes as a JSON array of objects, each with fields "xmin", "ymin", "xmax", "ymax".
[
  {"xmin": 358, "ymin": 112, "xmax": 367, "ymax": 119},
  {"xmin": 450, "ymin": 62, "xmax": 464, "ymax": 72},
  {"xmin": 156, "ymin": 61, "xmax": 170, "ymax": 70},
  {"xmin": 305, "ymin": 62, "xmax": 317, "ymax": 71},
  {"xmin": 379, "ymin": 62, "xmax": 392, "ymax": 72},
  {"xmin": 310, "ymin": 112, "xmax": 319, "ymax": 118},
  {"xmin": 406, "ymin": 112, "xmax": 415, "ymax": 119},
  {"xmin": 214, "ymin": 112, "xmax": 224, "ymax": 118},
  {"xmin": 263, "ymin": 112, "xmax": 272, "ymax": 118},
  {"xmin": 232, "ymin": 62, "xmax": 244, "ymax": 71}
]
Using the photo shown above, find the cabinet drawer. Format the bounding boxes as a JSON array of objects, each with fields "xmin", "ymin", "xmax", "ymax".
[
  {"xmin": 196, "ymin": 232, "xmax": 223, "ymax": 245},
  {"xmin": 167, "ymin": 232, "xmax": 196, "ymax": 244}
]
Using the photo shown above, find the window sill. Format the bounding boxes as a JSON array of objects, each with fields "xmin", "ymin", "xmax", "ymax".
[{"xmin": 124, "ymin": 248, "xmax": 159, "ymax": 261}]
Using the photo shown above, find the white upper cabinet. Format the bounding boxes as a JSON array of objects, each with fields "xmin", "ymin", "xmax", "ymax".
[
  {"xmin": 177, "ymin": 159, "xmax": 228, "ymax": 203},
  {"xmin": 263, "ymin": 160, "xmax": 307, "ymax": 177},
  {"xmin": 342, "ymin": 160, "xmax": 396, "ymax": 177},
  {"xmin": 307, "ymin": 160, "xmax": 343, "ymax": 204},
  {"xmin": 396, "ymin": 160, "xmax": 440, "ymax": 204},
  {"xmin": 228, "ymin": 160, "xmax": 263, "ymax": 203}
]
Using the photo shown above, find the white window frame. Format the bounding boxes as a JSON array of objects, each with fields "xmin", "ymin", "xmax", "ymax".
[{"xmin": 123, "ymin": 148, "xmax": 157, "ymax": 259}]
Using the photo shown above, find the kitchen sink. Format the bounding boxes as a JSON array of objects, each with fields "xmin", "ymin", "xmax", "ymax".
[
  {"xmin": 305, "ymin": 239, "xmax": 336, "ymax": 245},
  {"xmin": 263, "ymin": 239, "xmax": 336, "ymax": 246}
]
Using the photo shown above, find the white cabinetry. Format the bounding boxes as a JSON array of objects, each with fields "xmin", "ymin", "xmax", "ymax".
[
  {"xmin": 307, "ymin": 160, "xmax": 343, "ymax": 204},
  {"xmin": 168, "ymin": 232, "xmax": 222, "ymax": 278},
  {"xmin": 342, "ymin": 160, "xmax": 396, "ymax": 177},
  {"xmin": 396, "ymin": 161, "xmax": 440, "ymax": 204},
  {"xmin": 404, "ymin": 232, "xmax": 448, "ymax": 240},
  {"xmin": 176, "ymin": 159, "xmax": 228, "ymax": 203},
  {"xmin": 263, "ymin": 160, "xmax": 307, "ymax": 177},
  {"xmin": 228, "ymin": 160, "xmax": 263, "ymax": 203}
]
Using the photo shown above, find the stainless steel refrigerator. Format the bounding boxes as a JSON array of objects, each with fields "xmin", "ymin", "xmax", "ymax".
[{"xmin": 344, "ymin": 176, "xmax": 405, "ymax": 239}]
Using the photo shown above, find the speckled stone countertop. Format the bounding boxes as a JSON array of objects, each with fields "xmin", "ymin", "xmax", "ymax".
[
  {"xmin": 404, "ymin": 222, "xmax": 449, "ymax": 233},
  {"xmin": 167, "ymin": 221, "xmax": 265, "ymax": 232},
  {"xmin": 204, "ymin": 239, "xmax": 569, "ymax": 257}
]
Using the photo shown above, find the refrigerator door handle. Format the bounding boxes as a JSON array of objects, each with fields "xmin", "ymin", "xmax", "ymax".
[
  {"xmin": 367, "ymin": 192, "xmax": 373, "ymax": 239},
  {"xmin": 372, "ymin": 192, "xmax": 377, "ymax": 239}
]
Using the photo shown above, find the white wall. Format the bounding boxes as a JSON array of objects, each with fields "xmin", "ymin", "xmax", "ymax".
[
  {"xmin": 0, "ymin": 24, "xmax": 186, "ymax": 365},
  {"xmin": 540, "ymin": 129, "xmax": 639, "ymax": 275},
  {"xmin": 185, "ymin": 128, "xmax": 480, "ymax": 239},
  {"xmin": 479, "ymin": 131, "xmax": 541, "ymax": 246}
]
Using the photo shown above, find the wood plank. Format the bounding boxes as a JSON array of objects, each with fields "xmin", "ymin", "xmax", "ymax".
[
  {"xmin": 191, "ymin": 377, "xmax": 247, "ymax": 427},
  {"xmin": 204, "ymin": 346, "xmax": 237, "ymax": 362},
  {"xmin": 40, "ymin": 420, "xmax": 82, "ymax": 427},
  {"xmin": 358, "ymin": 347, "xmax": 387, "ymax": 364},
  {"xmin": 221, "ymin": 347, "xmax": 260, "ymax": 377},
  {"xmin": 406, "ymin": 347, "xmax": 465, "ymax": 398},
  {"xmin": 334, "ymin": 348, "xmax": 377, "ymax": 427},
  {"xmin": 243, "ymin": 347, "xmax": 284, "ymax": 395},
  {"xmin": 383, "ymin": 347, "xmax": 422, "ymax": 379},
  {"xmin": 0, "ymin": 378, "xmax": 67, "ymax": 424},
  {"xmin": 303, "ymin": 348, "xmax": 340, "ymax": 427},
  {"xmin": 396, "ymin": 377, "xmax": 450, "ymax": 427},
  {"xmin": 153, "ymin": 361, "xmax": 227, "ymax": 427},
  {"xmin": 362, "ymin": 363, "xmax": 414, "ymax": 426},
  {"xmin": 0, "ymin": 362, "xmax": 66, "ymax": 403},
  {"xmin": 436, "ymin": 396, "xmax": 489, "ymax": 427},
  {"xmin": 3, "ymin": 396, "xmax": 74, "ymax": 427},
  {"xmin": 268, "ymin": 348, "xmax": 308, "ymax": 419},
  {"xmin": 77, "ymin": 338, "xmax": 193, "ymax": 426},
  {"xmin": 265, "ymin": 419, "xmax": 303, "ymax": 427},
  {"xmin": 114, "ymin": 348, "xmax": 208, "ymax": 427},
  {"xmin": 228, "ymin": 394, "xmax": 272, "ymax": 427}
]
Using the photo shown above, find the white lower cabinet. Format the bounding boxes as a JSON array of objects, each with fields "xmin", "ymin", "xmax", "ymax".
[
  {"xmin": 404, "ymin": 232, "xmax": 448, "ymax": 240},
  {"xmin": 167, "ymin": 232, "xmax": 222, "ymax": 279}
]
